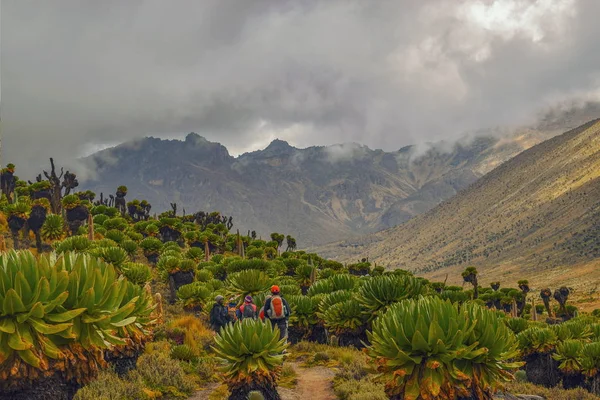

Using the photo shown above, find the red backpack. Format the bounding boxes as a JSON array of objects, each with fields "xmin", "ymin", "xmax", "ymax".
[{"xmin": 267, "ymin": 295, "xmax": 286, "ymax": 320}]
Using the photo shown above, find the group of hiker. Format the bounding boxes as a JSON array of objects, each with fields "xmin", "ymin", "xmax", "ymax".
[{"xmin": 209, "ymin": 285, "xmax": 291, "ymax": 340}]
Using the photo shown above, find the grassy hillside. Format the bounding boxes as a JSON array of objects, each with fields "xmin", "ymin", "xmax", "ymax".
[{"xmin": 316, "ymin": 119, "xmax": 600, "ymax": 307}]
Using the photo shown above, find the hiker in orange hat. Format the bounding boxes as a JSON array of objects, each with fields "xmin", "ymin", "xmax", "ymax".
[{"xmin": 262, "ymin": 285, "xmax": 291, "ymax": 340}]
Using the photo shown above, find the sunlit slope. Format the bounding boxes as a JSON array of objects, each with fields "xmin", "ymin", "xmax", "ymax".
[{"xmin": 318, "ymin": 119, "xmax": 600, "ymax": 301}]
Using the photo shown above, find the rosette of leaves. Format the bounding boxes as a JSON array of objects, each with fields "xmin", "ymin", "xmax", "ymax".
[
  {"xmin": 139, "ymin": 237, "xmax": 163, "ymax": 257},
  {"xmin": 287, "ymin": 295, "xmax": 317, "ymax": 331},
  {"xmin": 226, "ymin": 270, "xmax": 273, "ymax": 300},
  {"xmin": 184, "ymin": 230, "xmax": 199, "ymax": 246},
  {"xmin": 120, "ymin": 240, "xmax": 138, "ymax": 257},
  {"xmin": 552, "ymin": 339, "xmax": 583, "ymax": 375},
  {"xmin": 90, "ymin": 205, "xmax": 107, "ymax": 216},
  {"xmin": 367, "ymin": 297, "xmax": 522, "ymax": 400},
  {"xmin": 504, "ymin": 317, "xmax": 529, "ymax": 335},
  {"xmin": 307, "ymin": 279, "xmax": 334, "ymax": 297},
  {"xmin": 0, "ymin": 250, "xmax": 155, "ymax": 390},
  {"xmin": 121, "ymin": 262, "xmax": 152, "ymax": 285},
  {"xmin": 176, "ymin": 282, "xmax": 212, "ymax": 310},
  {"xmin": 278, "ymin": 284, "xmax": 302, "ymax": 297},
  {"xmin": 329, "ymin": 274, "xmax": 357, "ymax": 291},
  {"xmin": 356, "ymin": 274, "xmax": 427, "ymax": 320},
  {"xmin": 145, "ymin": 223, "xmax": 159, "ymax": 237},
  {"xmin": 517, "ymin": 327, "xmax": 558, "ymax": 356},
  {"xmin": 247, "ymin": 247, "xmax": 264, "ymax": 260},
  {"xmin": 195, "ymin": 269, "xmax": 213, "ymax": 283},
  {"xmin": 61, "ymin": 194, "xmax": 81, "ymax": 211},
  {"xmin": 208, "ymin": 279, "xmax": 224, "ymax": 292},
  {"xmin": 440, "ymin": 288, "xmax": 471, "ymax": 304},
  {"xmin": 321, "ymin": 298, "xmax": 365, "ymax": 335},
  {"xmin": 29, "ymin": 180, "xmax": 52, "ymax": 198},
  {"xmin": 98, "ymin": 246, "xmax": 129, "ymax": 268},
  {"xmin": 552, "ymin": 319, "xmax": 593, "ymax": 341},
  {"xmin": 126, "ymin": 231, "xmax": 143, "ymax": 242},
  {"xmin": 54, "ymin": 235, "xmax": 92, "ymax": 253},
  {"xmin": 317, "ymin": 268, "xmax": 336, "ymax": 279},
  {"xmin": 295, "ymin": 264, "xmax": 317, "ymax": 294},
  {"xmin": 133, "ymin": 220, "xmax": 150, "ymax": 233},
  {"xmin": 170, "ymin": 344, "xmax": 198, "ymax": 362},
  {"xmin": 157, "ymin": 256, "xmax": 182, "ymax": 275},
  {"xmin": 162, "ymin": 241, "xmax": 182, "ymax": 254},
  {"xmin": 580, "ymin": 342, "xmax": 600, "ymax": 380},
  {"xmin": 179, "ymin": 259, "xmax": 197, "ymax": 273},
  {"xmin": 212, "ymin": 319, "xmax": 287, "ymax": 399},
  {"xmin": 225, "ymin": 259, "xmax": 268, "ymax": 274},
  {"xmin": 93, "ymin": 214, "xmax": 109, "ymax": 226},
  {"xmin": 104, "ymin": 229, "xmax": 126, "ymax": 244},
  {"xmin": 41, "ymin": 214, "xmax": 65, "ymax": 240},
  {"xmin": 186, "ymin": 247, "xmax": 204, "ymax": 262},
  {"xmin": 317, "ymin": 290, "xmax": 353, "ymax": 315},
  {"xmin": 102, "ymin": 217, "xmax": 129, "ymax": 232}
]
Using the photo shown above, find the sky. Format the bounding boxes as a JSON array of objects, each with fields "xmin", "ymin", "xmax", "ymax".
[{"xmin": 2, "ymin": 0, "xmax": 600, "ymax": 180}]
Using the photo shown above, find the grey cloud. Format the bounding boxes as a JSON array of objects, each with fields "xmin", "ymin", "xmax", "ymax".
[{"xmin": 2, "ymin": 0, "xmax": 599, "ymax": 180}]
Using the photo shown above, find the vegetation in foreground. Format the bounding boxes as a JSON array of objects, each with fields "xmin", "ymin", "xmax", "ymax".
[{"xmin": 0, "ymin": 160, "xmax": 600, "ymax": 399}]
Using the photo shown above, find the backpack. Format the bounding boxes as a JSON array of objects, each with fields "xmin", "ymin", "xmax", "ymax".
[
  {"xmin": 228, "ymin": 305, "xmax": 238, "ymax": 322},
  {"xmin": 240, "ymin": 304, "xmax": 256, "ymax": 320},
  {"xmin": 267, "ymin": 296, "xmax": 286, "ymax": 320}
]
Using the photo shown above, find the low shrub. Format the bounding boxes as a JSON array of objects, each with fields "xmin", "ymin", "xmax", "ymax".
[
  {"xmin": 73, "ymin": 371, "xmax": 147, "ymax": 400},
  {"xmin": 129, "ymin": 352, "xmax": 196, "ymax": 397}
]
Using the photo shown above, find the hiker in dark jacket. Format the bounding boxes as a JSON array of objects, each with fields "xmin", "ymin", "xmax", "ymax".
[
  {"xmin": 263, "ymin": 285, "xmax": 291, "ymax": 340},
  {"xmin": 236, "ymin": 295, "xmax": 257, "ymax": 320},
  {"xmin": 209, "ymin": 295, "xmax": 230, "ymax": 332}
]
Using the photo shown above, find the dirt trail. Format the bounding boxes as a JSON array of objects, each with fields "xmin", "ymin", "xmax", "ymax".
[
  {"xmin": 190, "ymin": 362, "xmax": 337, "ymax": 400},
  {"xmin": 279, "ymin": 362, "xmax": 336, "ymax": 400}
]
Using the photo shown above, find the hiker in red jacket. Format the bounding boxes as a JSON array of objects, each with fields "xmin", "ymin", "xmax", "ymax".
[
  {"xmin": 236, "ymin": 295, "xmax": 257, "ymax": 320},
  {"xmin": 262, "ymin": 286, "xmax": 291, "ymax": 340}
]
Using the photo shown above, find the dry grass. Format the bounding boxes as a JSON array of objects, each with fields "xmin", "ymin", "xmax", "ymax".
[
  {"xmin": 317, "ymin": 121, "xmax": 600, "ymax": 310},
  {"xmin": 505, "ymin": 381, "xmax": 600, "ymax": 400}
]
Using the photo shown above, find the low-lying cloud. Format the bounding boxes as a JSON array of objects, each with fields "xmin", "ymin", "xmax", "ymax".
[{"xmin": 2, "ymin": 0, "xmax": 600, "ymax": 180}]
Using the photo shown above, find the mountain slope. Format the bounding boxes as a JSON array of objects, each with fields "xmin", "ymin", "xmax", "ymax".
[
  {"xmin": 81, "ymin": 132, "xmax": 548, "ymax": 246},
  {"xmin": 81, "ymin": 104, "xmax": 599, "ymax": 247},
  {"xmin": 315, "ymin": 119, "xmax": 600, "ymax": 299}
]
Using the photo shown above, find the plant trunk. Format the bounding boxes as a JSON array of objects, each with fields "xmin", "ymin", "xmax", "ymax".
[
  {"xmin": 34, "ymin": 230, "xmax": 42, "ymax": 253},
  {"xmin": 0, "ymin": 374, "xmax": 79, "ymax": 400},
  {"xmin": 228, "ymin": 382, "xmax": 280, "ymax": 400},
  {"xmin": 168, "ymin": 271, "xmax": 195, "ymax": 303},
  {"xmin": 562, "ymin": 373, "xmax": 585, "ymax": 390},
  {"xmin": 589, "ymin": 374, "xmax": 600, "ymax": 396},
  {"xmin": 524, "ymin": 353, "xmax": 560, "ymax": 387}
]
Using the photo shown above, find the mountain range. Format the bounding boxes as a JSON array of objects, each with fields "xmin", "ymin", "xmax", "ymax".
[
  {"xmin": 81, "ymin": 103, "xmax": 600, "ymax": 248},
  {"xmin": 314, "ymin": 118, "xmax": 600, "ymax": 308}
]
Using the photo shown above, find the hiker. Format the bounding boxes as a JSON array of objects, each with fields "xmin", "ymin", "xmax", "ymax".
[
  {"xmin": 263, "ymin": 285, "xmax": 291, "ymax": 340},
  {"xmin": 236, "ymin": 295, "xmax": 257, "ymax": 320},
  {"xmin": 209, "ymin": 295, "xmax": 230, "ymax": 332},
  {"xmin": 258, "ymin": 295, "xmax": 272, "ymax": 321},
  {"xmin": 227, "ymin": 297, "xmax": 238, "ymax": 323}
]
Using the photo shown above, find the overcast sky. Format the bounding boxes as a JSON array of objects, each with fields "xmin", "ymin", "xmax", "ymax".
[{"xmin": 2, "ymin": 0, "xmax": 600, "ymax": 180}]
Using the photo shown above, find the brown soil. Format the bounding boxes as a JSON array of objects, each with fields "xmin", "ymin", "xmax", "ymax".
[
  {"xmin": 280, "ymin": 363, "xmax": 336, "ymax": 400},
  {"xmin": 189, "ymin": 363, "xmax": 336, "ymax": 400}
]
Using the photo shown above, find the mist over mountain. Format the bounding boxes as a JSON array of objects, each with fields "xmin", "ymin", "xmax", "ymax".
[
  {"xmin": 314, "ymin": 118, "xmax": 600, "ymax": 299},
  {"xmin": 81, "ymin": 103, "xmax": 600, "ymax": 247}
]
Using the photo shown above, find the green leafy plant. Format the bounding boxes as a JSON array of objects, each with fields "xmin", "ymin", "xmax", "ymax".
[
  {"xmin": 0, "ymin": 250, "xmax": 155, "ymax": 390},
  {"xmin": 226, "ymin": 270, "xmax": 273, "ymax": 299},
  {"xmin": 367, "ymin": 297, "xmax": 522, "ymax": 399},
  {"xmin": 553, "ymin": 340, "xmax": 583, "ymax": 375},
  {"xmin": 356, "ymin": 275, "xmax": 426, "ymax": 320},
  {"xmin": 41, "ymin": 214, "xmax": 64, "ymax": 240},
  {"xmin": 212, "ymin": 319, "xmax": 287, "ymax": 398},
  {"xmin": 121, "ymin": 262, "xmax": 152, "ymax": 285}
]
